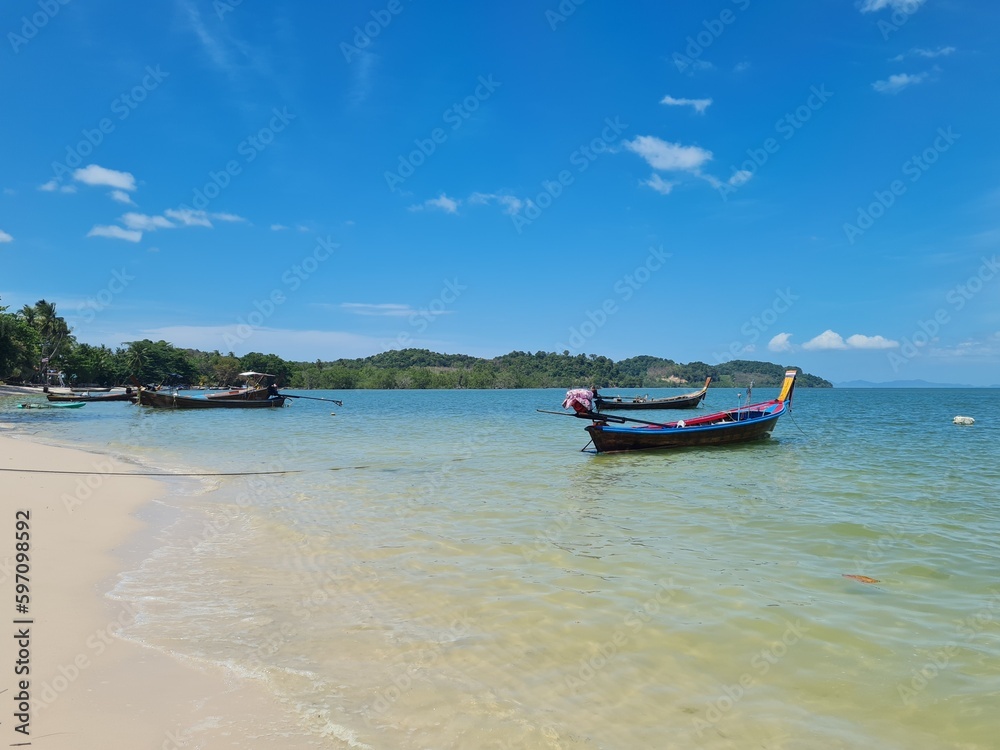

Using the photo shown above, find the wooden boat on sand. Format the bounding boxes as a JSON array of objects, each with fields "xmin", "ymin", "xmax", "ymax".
[
  {"xmin": 551, "ymin": 370, "xmax": 798, "ymax": 453},
  {"xmin": 593, "ymin": 377, "xmax": 711, "ymax": 411}
]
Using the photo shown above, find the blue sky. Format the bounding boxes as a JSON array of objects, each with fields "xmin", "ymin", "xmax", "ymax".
[{"xmin": 2, "ymin": 0, "xmax": 998, "ymax": 385}]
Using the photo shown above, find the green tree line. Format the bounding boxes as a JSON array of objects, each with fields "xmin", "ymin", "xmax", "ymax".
[{"xmin": 1, "ymin": 299, "xmax": 832, "ymax": 389}]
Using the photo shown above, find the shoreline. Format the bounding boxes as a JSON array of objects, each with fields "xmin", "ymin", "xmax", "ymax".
[{"xmin": 0, "ymin": 427, "xmax": 323, "ymax": 748}]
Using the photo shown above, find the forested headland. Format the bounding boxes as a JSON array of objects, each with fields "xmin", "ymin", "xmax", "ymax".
[{"xmin": 1, "ymin": 299, "xmax": 832, "ymax": 389}]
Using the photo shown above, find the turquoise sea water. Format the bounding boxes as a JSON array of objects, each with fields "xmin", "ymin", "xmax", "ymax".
[{"xmin": 3, "ymin": 387, "xmax": 999, "ymax": 748}]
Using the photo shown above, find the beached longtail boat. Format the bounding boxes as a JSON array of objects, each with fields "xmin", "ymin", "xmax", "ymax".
[
  {"xmin": 593, "ymin": 377, "xmax": 711, "ymax": 411},
  {"xmin": 549, "ymin": 370, "xmax": 797, "ymax": 453},
  {"xmin": 137, "ymin": 388, "xmax": 286, "ymax": 409}
]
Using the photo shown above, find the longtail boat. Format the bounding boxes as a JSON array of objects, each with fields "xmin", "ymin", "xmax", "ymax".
[
  {"xmin": 206, "ymin": 371, "xmax": 275, "ymax": 401},
  {"xmin": 137, "ymin": 388, "xmax": 286, "ymax": 409},
  {"xmin": 18, "ymin": 401, "xmax": 86, "ymax": 409},
  {"xmin": 549, "ymin": 370, "xmax": 797, "ymax": 453},
  {"xmin": 47, "ymin": 390, "xmax": 133, "ymax": 402},
  {"xmin": 594, "ymin": 377, "xmax": 711, "ymax": 411}
]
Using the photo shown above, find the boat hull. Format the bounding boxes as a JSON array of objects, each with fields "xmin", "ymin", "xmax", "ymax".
[
  {"xmin": 594, "ymin": 391, "xmax": 705, "ymax": 410},
  {"xmin": 138, "ymin": 390, "xmax": 286, "ymax": 409},
  {"xmin": 594, "ymin": 377, "xmax": 710, "ymax": 411},
  {"xmin": 205, "ymin": 388, "xmax": 271, "ymax": 400},
  {"xmin": 47, "ymin": 392, "xmax": 131, "ymax": 402},
  {"xmin": 585, "ymin": 407, "xmax": 783, "ymax": 453}
]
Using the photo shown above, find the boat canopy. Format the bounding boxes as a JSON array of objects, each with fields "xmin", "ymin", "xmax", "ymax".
[{"xmin": 238, "ymin": 371, "xmax": 275, "ymax": 378}]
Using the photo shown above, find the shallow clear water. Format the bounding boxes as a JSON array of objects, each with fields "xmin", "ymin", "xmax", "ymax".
[{"xmin": 3, "ymin": 387, "xmax": 999, "ymax": 748}]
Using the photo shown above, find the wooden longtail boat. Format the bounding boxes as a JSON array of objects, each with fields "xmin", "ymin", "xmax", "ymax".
[
  {"xmin": 594, "ymin": 377, "xmax": 711, "ymax": 411},
  {"xmin": 555, "ymin": 370, "xmax": 797, "ymax": 453},
  {"xmin": 206, "ymin": 371, "xmax": 275, "ymax": 401},
  {"xmin": 18, "ymin": 401, "xmax": 86, "ymax": 409},
  {"xmin": 137, "ymin": 388, "xmax": 286, "ymax": 409},
  {"xmin": 47, "ymin": 390, "xmax": 133, "ymax": 402}
]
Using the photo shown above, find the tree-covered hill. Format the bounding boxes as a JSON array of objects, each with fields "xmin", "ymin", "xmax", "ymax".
[{"xmin": 1, "ymin": 300, "xmax": 831, "ymax": 389}]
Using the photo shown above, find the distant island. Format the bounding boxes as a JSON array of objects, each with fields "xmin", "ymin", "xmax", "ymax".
[
  {"xmin": 835, "ymin": 379, "xmax": 987, "ymax": 388},
  {"xmin": 1, "ymin": 299, "xmax": 832, "ymax": 390}
]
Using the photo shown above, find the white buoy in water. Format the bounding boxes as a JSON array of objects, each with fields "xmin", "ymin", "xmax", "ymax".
[{"xmin": 953, "ymin": 415, "xmax": 975, "ymax": 425}]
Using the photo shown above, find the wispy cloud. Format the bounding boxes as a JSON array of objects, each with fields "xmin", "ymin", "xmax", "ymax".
[
  {"xmin": 891, "ymin": 46, "xmax": 955, "ymax": 62},
  {"xmin": 179, "ymin": 0, "xmax": 234, "ymax": 74},
  {"xmin": 859, "ymin": 0, "xmax": 925, "ymax": 13},
  {"xmin": 271, "ymin": 223, "xmax": 289, "ymax": 231},
  {"xmin": 122, "ymin": 213, "xmax": 174, "ymax": 231},
  {"xmin": 87, "ymin": 225, "xmax": 143, "ymax": 243},
  {"xmin": 872, "ymin": 71, "xmax": 930, "ymax": 94},
  {"xmin": 469, "ymin": 192, "xmax": 523, "ymax": 215},
  {"xmin": 410, "ymin": 193, "xmax": 460, "ymax": 214},
  {"xmin": 845, "ymin": 333, "xmax": 899, "ymax": 349},
  {"xmin": 660, "ymin": 95, "xmax": 713, "ymax": 114},
  {"xmin": 110, "ymin": 189, "xmax": 135, "ymax": 205},
  {"xmin": 339, "ymin": 302, "xmax": 451, "ymax": 318},
  {"xmin": 164, "ymin": 207, "xmax": 214, "ymax": 227},
  {"xmin": 0, "ymin": 229, "xmax": 13, "ymax": 243},
  {"xmin": 642, "ymin": 174, "xmax": 677, "ymax": 195},
  {"xmin": 38, "ymin": 179, "xmax": 76, "ymax": 194},
  {"xmin": 73, "ymin": 164, "xmax": 137, "ymax": 192}
]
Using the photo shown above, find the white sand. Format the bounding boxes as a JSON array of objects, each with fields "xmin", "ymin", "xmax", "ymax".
[{"xmin": 0, "ymin": 432, "xmax": 324, "ymax": 748}]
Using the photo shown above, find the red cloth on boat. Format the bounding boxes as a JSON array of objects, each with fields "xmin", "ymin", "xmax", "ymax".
[{"xmin": 562, "ymin": 389, "xmax": 594, "ymax": 414}]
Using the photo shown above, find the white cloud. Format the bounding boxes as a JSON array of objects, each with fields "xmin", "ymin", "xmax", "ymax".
[
  {"xmin": 802, "ymin": 330, "xmax": 901, "ymax": 350},
  {"xmin": 271, "ymin": 224, "xmax": 289, "ymax": 231},
  {"xmin": 73, "ymin": 164, "xmax": 137, "ymax": 192},
  {"xmin": 469, "ymin": 192, "xmax": 524, "ymax": 215},
  {"xmin": 212, "ymin": 212, "xmax": 246, "ymax": 223},
  {"xmin": 340, "ymin": 302, "xmax": 450, "ymax": 318},
  {"xmin": 733, "ymin": 61, "xmax": 751, "ymax": 73},
  {"xmin": 164, "ymin": 207, "xmax": 213, "ymax": 227},
  {"xmin": 768, "ymin": 333, "xmax": 794, "ymax": 352},
  {"xmin": 38, "ymin": 179, "xmax": 76, "ymax": 193},
  {"xmin": 803, "ymin": 330, "xmax": 849, "ymax": 350},
  {"xmin": 845, "ymin": 333, "xmax": 899, "ymax": 349},
  {"xmin": 624, "ymin": 136, "xmax": 713, "ymax": 172},
  {"xmin": 660, "ymin": 95, "xmax": 713, "ymax": 114},
  {"xmin": 411, "ymin": 193, "xmax": 460, "ymax": 214},
  {"xmin": 643, "ymin": 174, "xmax": 677, "ymax": 195},
  {"xmin": 872, "ymin": 71, "xmax": 930, "ymax": 94},
  {"xmin": 121, "ymin": 213, "xmax": 175, "ymax": 231},
  {"xmin": 87, "ymin": 225, "xmax": 143, "ymax": 243},
  {"xmin": 859, "ymin": 0, "xmax": 925, "ymax": 13},
  {"xmin": 110, "ymin": 189, "xmax": 136, "ymax": 205},
  {"xmin": 0, "ymin": 229, "xmax": 13, "ymax": 243},
  {"xmin": 892, "ymin": 46, "xmax": 955, "ymax": 62},
  {"xmin": 728, "ymin": 169, "xmax": 753, "ymax": 187}
]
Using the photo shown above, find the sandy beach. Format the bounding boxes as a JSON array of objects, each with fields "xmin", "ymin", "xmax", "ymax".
[{"xmin": 0, "ymin": 425, "xmax": 322, "ymax": 749}]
